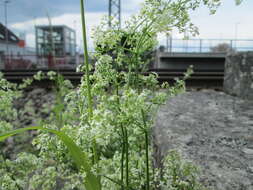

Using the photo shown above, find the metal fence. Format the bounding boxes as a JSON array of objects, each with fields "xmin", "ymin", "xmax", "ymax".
[
  {"xmin": 0, "ymin": 54, "xmax": 78, "ymax": 70},
  {"xmin": 161, "ymin": 38, "xmax": 253, "ymax": 53}
]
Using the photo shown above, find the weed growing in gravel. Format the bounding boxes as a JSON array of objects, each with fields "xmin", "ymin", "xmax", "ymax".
[{"xmin": 0, "ymin": 0, "xmax": 243, "ymax": 190}]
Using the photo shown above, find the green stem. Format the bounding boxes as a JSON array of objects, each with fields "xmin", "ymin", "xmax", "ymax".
[
  {"xmin": 116, "ymin": 81, "xmax": 125, "ymax": 190},
  {"xmin": 92, "ymin": 139, "xmax": 99, "ymax": 163},
  {"xmin": 125, "ymin": 128, "xmax": 129, "ymax": 190},
  {"xmin": 55, "ymin": 74, "xmax": 64, "ymax": 129},
  {"xmin": 130, "ymin": 18, "xmax": 157, "ymax": 89},
  {"xmin": 121, "ymin": 124, "xmax": 125, "ymax": 190},
  {"xmin": 141, "ymin": 109, "xmax": 150, "ymax": 190},
  {"xmin": 80, "ymin": 0, "xmax": 93, "ymax": 119},
  {"xmin": 144, "ymin": 131, "xmax": 150, "ymax": 190},
  {"xmin": 80, "ymin": 1, "xmax": 100, "ymax": 189}
]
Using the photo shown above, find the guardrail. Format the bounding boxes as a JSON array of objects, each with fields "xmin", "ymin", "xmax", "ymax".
[{"xmin": 161, "ymin": 38, "xmax": 253, "ymax": 53}]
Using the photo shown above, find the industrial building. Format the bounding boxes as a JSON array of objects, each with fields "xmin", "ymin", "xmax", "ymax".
[
  {"xmin": 0, "ymin": 22, "xmax": 25, "ymax": 55},
  {"xmin": 0, "ymin": 22, "xmax": 28, "ymax": 69},
  {"xmin": 35, "ymin": 25, "xmax": 76, "ymax": 57},
  {"xmin": 34, "ymin": 25, "xmax": 77, "ymax": 69}
]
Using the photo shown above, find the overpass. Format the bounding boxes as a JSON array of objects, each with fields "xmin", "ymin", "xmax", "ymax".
[
  {"xmin": 154, "ymin": 52, "xmax": 226, "ymax": 72},
  {"xmin": 155, "ymin": 38, "xmax": 253, "ymax": 71}
]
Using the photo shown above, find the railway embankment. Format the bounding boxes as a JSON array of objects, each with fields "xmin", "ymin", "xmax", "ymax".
[{"xmin": 153, "ymin": 51, "xmax": 253, "ymax": 190}]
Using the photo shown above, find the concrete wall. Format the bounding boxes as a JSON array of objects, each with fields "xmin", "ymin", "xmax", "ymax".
[{"xmin": 224, "ymin": 51, "xmax": 253, "ymax": 100}]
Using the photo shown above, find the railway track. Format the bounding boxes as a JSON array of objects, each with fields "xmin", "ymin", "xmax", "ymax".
[{"xmin": 1, "ymin": 69, "xmax": 224, "ymax": 89}]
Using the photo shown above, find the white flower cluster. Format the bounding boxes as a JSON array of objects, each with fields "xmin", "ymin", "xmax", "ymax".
[{"xmin": 0, "ymin": 0, "xmax": 241, "ymax": 189}]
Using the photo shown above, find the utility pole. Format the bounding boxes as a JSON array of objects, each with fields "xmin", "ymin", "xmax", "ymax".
[
  {"xmin": 4, "ymin": 0, "xmax": 10, "ymax": 56},
  {"xmin": 109, "ymin": 0, "xmax": 121, "ymax": 28}
]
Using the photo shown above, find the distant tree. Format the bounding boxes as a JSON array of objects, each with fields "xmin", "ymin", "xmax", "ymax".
[{"xmin": 210, "ymin": 43, "xmax": 235, "ymax": 53}]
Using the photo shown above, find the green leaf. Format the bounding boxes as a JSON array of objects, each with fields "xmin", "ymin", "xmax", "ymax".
[
  {"xmin": 235, "ymin": 0, "xmax": 243, "ymax": 5},
  {"xmin": 0, "ymin": 126, "xmax": 101, "ymax": 190}
]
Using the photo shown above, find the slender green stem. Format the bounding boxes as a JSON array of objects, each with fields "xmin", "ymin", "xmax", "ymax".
[
  {"xmin": 55, "ymin": 74, "xmax": 64, "ymax": 129},
  {"xmin": 120, "ymin": 18, "xmax": 149, "ymax": 88},
  {"xmin": 125, "ymin": 128, "xmax": 129, "ymax": 190},
  {"xmin": 92, "ymin": 139, "xmax": 99, "ymax": 163},
  {"xmin": 121, "ymin": 124, "xmax": 125, "ymax": 190},
  {"xmin": 116, "ymin": 81, "xmax": 125, "ymax": 190},
  {"xmin": 129, "ymin": 18, "xmax": 157, "ymax": 89},
  {"xmin": 102, "ymin": 175, "xmax": 135, "ymax": 190},
  {"xmin": 121, "ymin": 16, "xmax": 149, "ymax": 50},
  {"xmin": 144, "ymin": 131, "xmax": 150, "ymax": 190},
  {"xmin": 141, "ymin": 109, "xmax": 150, "ymax": 190},
  {"xmin": 80, "ymin": 0, "xmax": 93, "ymax": 119},
  {"xmin": 80, "ymin": 1, "xmax": 100, "ymax": 189},
  {"xmin": 115, "ymin": 81, "xmax": 128, "ymax": 187}
]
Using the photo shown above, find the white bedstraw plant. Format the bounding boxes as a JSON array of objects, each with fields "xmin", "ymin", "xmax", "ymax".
[{"xmin": 0, "ymin": 0, "xmax": 242, "ymax": 190}]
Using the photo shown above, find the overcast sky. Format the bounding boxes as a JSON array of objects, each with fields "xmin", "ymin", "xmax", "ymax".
[{"xmin": 0, "ymin": 0, "xmax": 252, "ymax": 50}]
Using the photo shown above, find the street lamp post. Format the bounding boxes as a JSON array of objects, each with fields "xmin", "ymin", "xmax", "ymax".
[
  {"xmin": 166, "ymin": 33, "xmax": 172, "ymax": 53},
  {"xmin": 4, "ymin": 0, "xmax": 10, "ymax": 56},
  {"xmin": 234, "ymin": 22, "xmax": 240, "ymax": 48}
]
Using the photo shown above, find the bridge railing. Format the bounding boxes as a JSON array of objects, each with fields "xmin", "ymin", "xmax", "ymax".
[{"xmin": 161, "ymin": 38, "xmax": 253, "ymax": 53}]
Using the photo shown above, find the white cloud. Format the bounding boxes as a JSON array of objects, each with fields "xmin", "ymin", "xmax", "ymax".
[
  {"xmin": 122, "ymin": 0, "xmax": 144, "ymax": 12},
  {"xmin": 9, "ymin": 0, "xmax": 253, "ymax": 53},
  {"xmin": 10, "ymin": 11, "xmax": 135, "ymax": 51},
  {"xmin": 189, "ymin": 1, "xmax": 253, "ymax": 39},
  {"xmin": 11, "ymin": 12, "xmax": 107, "ymax": 51}
]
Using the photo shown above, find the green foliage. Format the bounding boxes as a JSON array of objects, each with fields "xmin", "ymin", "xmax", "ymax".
[
  {"xmin": 158, "ymin": 151, "xmax": 206, "ymax": 190},
  {"xmin": 0, "ymin": 73, "xmax": 20, "ymax": 122},
  {"xmin": 0, "ymin": 126, "xmax": 100, "ymax": 190},
  {"xmin": 0, "ymin": 0, "xmax": 242, "ymax": 189}
]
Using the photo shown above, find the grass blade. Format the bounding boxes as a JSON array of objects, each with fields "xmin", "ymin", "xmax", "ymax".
[{"xmin": 0, "ymin": 126, "xmax": 100, "ymax": 190}]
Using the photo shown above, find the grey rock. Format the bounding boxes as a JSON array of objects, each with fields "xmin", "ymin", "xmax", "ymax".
[
  {"xmin": 153, "ymin": 91, "xmax": 253, "ymax": 190},
  {"xmin": 224, "ymin": 51, "xmax": 253, "ymax": 100},
  {"xmin": 243, "ymin": 148, "xmax": 253, "ymax": 155},
  {"xmin": 15, "ymin": 88, "xmax": 55, "ymax": 126}
]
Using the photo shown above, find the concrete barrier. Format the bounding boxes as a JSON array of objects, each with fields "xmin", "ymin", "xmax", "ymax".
[{"xmin": 224, "ymin": 51, "xmax": 253, "ymax": 100}]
